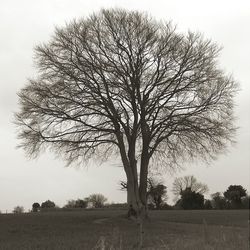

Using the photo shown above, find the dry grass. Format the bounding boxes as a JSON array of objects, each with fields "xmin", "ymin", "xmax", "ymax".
[{"xmin": 0, "ymin": 210, "xmax": 248, "ymax": 249}]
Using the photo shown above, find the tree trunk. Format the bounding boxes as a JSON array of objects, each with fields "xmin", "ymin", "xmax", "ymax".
[
  {"xmin": 126, "ymin": 168, "xmax": 142, "ymax": 218},
  {"xmin": 139, "ymin": 155, "xmax": 150, "ymax": 218},
  {"xmin": 124, "ymin": 159, "xmax": 150, "ymax": 220},
  {"xmin": 116, "ymin": 130, "xmax": 149, "ymax": 219}
]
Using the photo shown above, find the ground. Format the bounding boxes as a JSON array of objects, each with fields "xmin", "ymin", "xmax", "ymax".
[{"xmin": 0, "ymin": 209, "xmax": 249, "ymax": 249}]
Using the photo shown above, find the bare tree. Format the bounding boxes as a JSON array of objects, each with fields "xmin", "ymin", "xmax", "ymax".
[
  {"xmin": 15, "ymin": 9, "xmax": 238, "ymax": 218},
  {"xmin": 87, "ymin": 194, "xmax": 108, "ymax": 208},
  {"xmin": 172, "ymin": 175, "xmax": 208, "ymax": 199}
]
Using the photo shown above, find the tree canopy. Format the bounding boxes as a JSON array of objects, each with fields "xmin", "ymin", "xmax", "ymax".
[
  {"xmin": 224, "ymin": 185, "xmax": 247, "ymax": 208},
  {"xmin": 211, "ymin": 192, "xmax": 228, "ymax": 209},
  {"xmin": 32, "ymin": 202, "xmax": 40, "ymax": 212},
  {"xmin": 41, "ymin": 200, "xmax": 56, "ymax": 209},
  {"xmin": 15, "ymin": 9, "xmax": 238, "ymax": 216},
  {"xmin": 176, "ymin": 187, "xmax": 204, "ymax": 210}
]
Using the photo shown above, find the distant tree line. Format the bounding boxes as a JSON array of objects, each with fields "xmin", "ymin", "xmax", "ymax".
[
  {"xmin": 30, "ymin": 194, "xmax": 108, "ymax": 213},
  {"xmin": 209, "ymin": 185, "xmax": 249, "ymax": 210},
  {"xmin": 9, "ymin": 176, "xmax": 249, "ymax": 214},
  {"xmin": 121, "ymin": 175, "xmax": 249, "ymax": 210},
  {"xmin": 174, "ymin": 181, "xmax": 249, "ymax": 210}
]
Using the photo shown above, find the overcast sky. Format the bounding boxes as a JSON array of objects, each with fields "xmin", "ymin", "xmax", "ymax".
[{"xmin": 0, "ymin": 0, "xmax": 249, "ymax": 212}]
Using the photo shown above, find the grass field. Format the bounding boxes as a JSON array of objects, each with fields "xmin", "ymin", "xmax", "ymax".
[{"xmin": 0, "ymin": 209, "xmax": 249, "ymax": 249}]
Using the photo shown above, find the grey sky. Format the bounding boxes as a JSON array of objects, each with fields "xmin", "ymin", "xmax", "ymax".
[{"xmin": 0, "ymin": 0, "xmax": 249, "ymax": 212}]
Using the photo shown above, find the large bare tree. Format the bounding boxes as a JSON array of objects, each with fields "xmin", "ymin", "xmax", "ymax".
[{"xmin": 15, "ymin": 9, "xmax": 238, "ymax": 218}]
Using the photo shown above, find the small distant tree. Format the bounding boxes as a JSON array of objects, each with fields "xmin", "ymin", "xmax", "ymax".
[
  {"xmin": 211, "ymin": 192, "xmax": 228, "ymax": 209},
  {"xmin": 41, "ymin": 200, "xmax": 56, "ymax": 209},
  {"xmin": 64, "ymin": 200, "xmax": 76, "ymax": 209},
  {"xmin": 172, "ymin": 176, "xmax": 208, "ymax": 200},
  {"xmin": 87, "ymin": 194, "xmax": 107, "ymax": 208},
  {"xmin": 75, "ymin": 199, "xmax": 87, "ymax": 208},
  {"xmin": 13, "ymin": 206, "xmax": 24, "ymax": 214},
  {"xmin": 32, "ymin": 202, "xmax": 40, "ymax": 212},
  {"xmin": 224, "ymin": 185, "xmax": 247, "ymax": 209},
  {"xmin": 176, "ymin": 188, "xmax": 204, "ymax": 209},
  {"xmin": 147, "ymin": 178, "xmax": 168, "ymax": 209}
]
